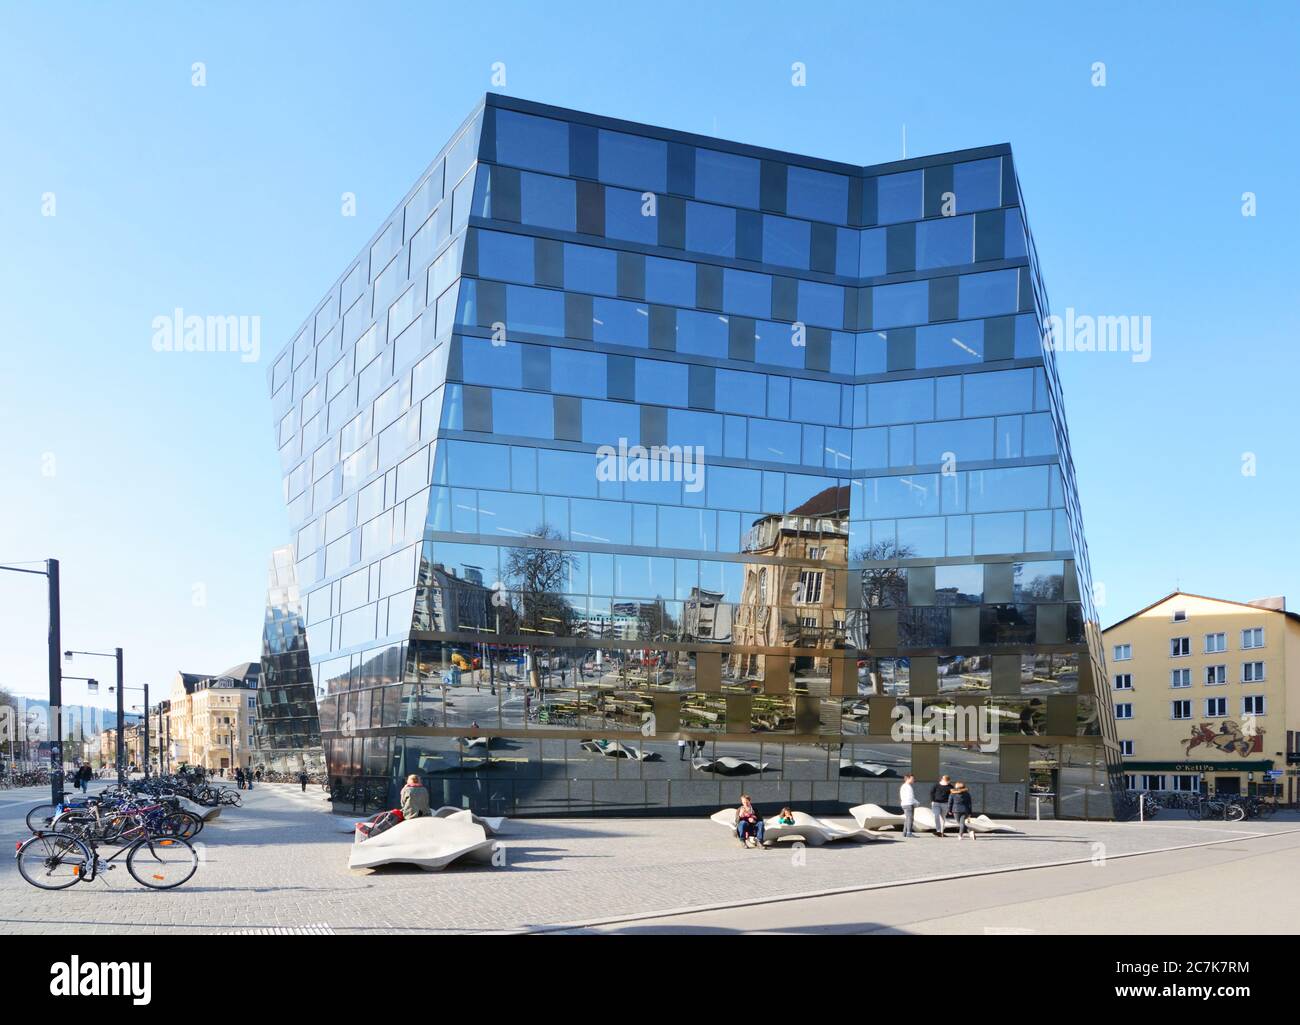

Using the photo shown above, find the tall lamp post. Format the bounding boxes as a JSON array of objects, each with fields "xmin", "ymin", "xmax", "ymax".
[
  {"xmin": 64, "ymin": 648, "xmax": 129, "ymax": 783},
  {"xmin": 0, "ymin": 559, "xmax": 62, "ymax": 806}
]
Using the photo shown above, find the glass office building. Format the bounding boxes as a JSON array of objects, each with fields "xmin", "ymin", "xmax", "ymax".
[{"xmin": 262, "ymin": 94, "xmax": 1125, "ymax": 819}]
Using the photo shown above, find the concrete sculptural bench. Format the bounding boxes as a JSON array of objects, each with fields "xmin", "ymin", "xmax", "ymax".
[
  {"xmin": 431, "ymin": 805, "xmax": 506, "ymax": 836},
  {"xmin": 692, "ymin": 755, "xmax": 770, "ymax": 776},
  {"xmin": 175, "ymin": 797, "xmax": 222, "ymax": 822},
  {"xmin": 710, "ymin": 808, "xmax": 880, "ymax": 846},
  {"xmin": 849, "ymin": 803, "xmax": 1019, "ymax": 833},
  {"xmin": 348, "ymin": 809, "xmax": 501, "ymax": 872}
]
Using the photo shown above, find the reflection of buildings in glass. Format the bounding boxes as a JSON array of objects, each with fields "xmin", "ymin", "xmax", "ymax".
[
  {"xmin": 256, "ymin": 545, "xmax": 323, "ymax": 773},
  {"xmin": 731, "ymin": 485, "xmax": 847, "ymax": 674},
  {"xmin": 259, "ymin": 94, "xmax": 1120, "ymax": 819},
  {"xmin": 682, "ymin": 587, "xmax": 732, "ymax": 642}
]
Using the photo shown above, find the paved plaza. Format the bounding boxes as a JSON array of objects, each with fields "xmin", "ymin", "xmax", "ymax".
[{"xmin": 2, "ymin": 781, "xmax": 1297, "ymax": 934}]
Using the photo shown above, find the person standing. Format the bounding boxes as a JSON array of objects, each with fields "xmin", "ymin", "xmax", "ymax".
[
  {"xmin": 298, "ymin": 769, "xmax": 309, "ymax": 792},
  {"xmin": 929, "ymin": 774, "xmax": 953, "ymax": 837},
  {"xmin": 948, "ymin": 781, "xmax": 975, "ymax": 840},
  {"xmin": 235, "ymin": 767, "xmax": 245, "ymax": 790},
  {"xmin": 245, "ymin": 765, "xmax": 254, "ymax": 791},
  {"xmin": 899, "ymin": 773, "xmax": 919, "ymax": 837}
]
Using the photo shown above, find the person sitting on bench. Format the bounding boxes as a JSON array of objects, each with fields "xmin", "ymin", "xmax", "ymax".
[{"xmin": 736, "ymin": 794, "xmax": 765, "ymax": 848}]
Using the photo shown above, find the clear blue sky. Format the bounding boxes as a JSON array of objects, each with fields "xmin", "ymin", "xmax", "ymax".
[{"xmin": 2, "ymin": 1, "xmax": 1297, "ymax": 701}]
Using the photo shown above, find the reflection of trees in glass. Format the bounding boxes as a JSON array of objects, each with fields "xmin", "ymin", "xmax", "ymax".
[
  {"xmin": 503, "ymin": 524, "xmax": 578, "ymax": 638},
  {"xmin": 853, "ymin": 539, "xmax": 914, "ymax": 608}
]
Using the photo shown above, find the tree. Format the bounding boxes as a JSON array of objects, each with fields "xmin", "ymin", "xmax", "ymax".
[{"xmin": 503, "ymin": 524, "xmax": 578, "ymax": 639}]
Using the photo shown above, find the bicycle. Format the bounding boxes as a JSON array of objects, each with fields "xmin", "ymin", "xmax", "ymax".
[{"xmin": 16, "ymin": 820, "xmax": 198, "ymax": 891}]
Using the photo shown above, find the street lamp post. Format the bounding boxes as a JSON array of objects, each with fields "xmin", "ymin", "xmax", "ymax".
[
  {"xmin": 0, "ymin": 559, "xmax": 62, "ymax": 806},
  {"xmin": 65, "ymin": 647, "xmax": 124, "ymax": 784}
]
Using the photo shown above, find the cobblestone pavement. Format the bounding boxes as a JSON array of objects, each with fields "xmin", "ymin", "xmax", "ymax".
[{"xmin": 2, "ymin": 783, "xmax": 1296, "ymax": 934}]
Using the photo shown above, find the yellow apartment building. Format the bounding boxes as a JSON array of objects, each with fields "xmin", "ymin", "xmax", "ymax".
[
  {"xmin": 167, "ymin": 662, "xmax": 261, "ymax": 773},
  {"xmin": 1103, "ymin": 592, "xmax": 1300, "ymax": 803}
]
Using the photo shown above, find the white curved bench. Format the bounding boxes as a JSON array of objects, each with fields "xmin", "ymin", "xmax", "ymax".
[
  {"xmin": 849, "ymin": 803, "xmax": 908, "ymax": 830},
  {"xmin": 348, "ymin": 813, "xmax": 499, "ymax": 872},
  {"xmin": 710, "ymin": 808, "xmax": 879, "ymax": 846},
  {"xmin": 431, "ymin": 805, "xmax": 506, "ymax": 835}
]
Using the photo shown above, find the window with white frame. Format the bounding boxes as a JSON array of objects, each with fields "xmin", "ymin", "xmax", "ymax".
[
  {"xmin": 1119, "ymin": 739, "xmax": 1134, "ymax": 756},
  {"xmin": 1204, "ymin": 665, "xmax": 1226, "ymax": 685},
  {"xmin": 796, "ymin": 570, "xmax": 823, "ymax": 604},
  {"xmin": 1204, "ymin": 632, "xmax": 1226, "ymax": 653},
  {"xmin": 1123, "ymin": 774, "xmax": 1137, "ymax": 791},
  {"xmin": 1172, "ymin": 609, "xmax": 1187, "ymax": 622},
  {"xmin": 1243, "ymin": 695, "xmax": 1266, "ymax": 716},
  {"xmin": 1241, "ymin": 627, "xmax": 1264, "ymax": 649},
  {"xmin": 1170, "ymin": 637, "xmax": 1190, "ymax": 657},
  {"xmin": 1114, "ymin": 673, "xmax": 1133, "ymax": 690},
  {"xmin": 1170, "ymin": 774, "xmax": 1199, "ymax": 792},
  {"xmin": 1171, "ymin": 668, "xmax": 1191, "ymax": 688},
  {"xmin": 1171, "ymin": 700, "xmax": 1191, "ymax": 720},
  {"xmin": 1243, "ymin": 661, "xmax": 1265, "ymax": 682},
  {"xmin": 1115, "ymin": 703, "xmax": 1133, "ymax": 719},
  {"xmin": 1141, "ymin": 774, "xmax": 1165, "ymax": 791},
  {"xmin": 1205, "ymin": 697, "xmax": 1227, "ymax": 717},
  {"xmin": 1113, "ymin": 643, "xmax": 1132, "ymax": 661},
  {"xmin": 807, "ymin": 546, "xmax": 826, "ymax": 560}
]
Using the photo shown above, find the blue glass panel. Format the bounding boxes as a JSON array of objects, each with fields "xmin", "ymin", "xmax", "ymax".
[
  {"xmin": 564, "ymin": 244, "xmax": 618, "ymax": 296},
  {"xmin": 897, "ymin": 517, "xmax": 946, "ymax": 558},
  {"xmin": 636, "ymin": 358, "xmax": 689, "ymax": 403},
  {"xmin": 598, "ymin": 129, "xmax": 668, "ymax": 194},
  {"xmin": 445, "ymin": 440, "xmax": 510, "ymax": 488},
  {"xmin": 876, "ymin": 170, "xmax": 922, "ymax": 224},
  {"xmin": 762, "ymin": 215, "xmax": 810, "ymax": 269},
  {"xmin": 495, "ymin": 110, "xmax": 569, "ymax": 175},
  {"xmin": 916, "ymin": 320, "xmax": 985, "ymax": 369},
  {"xmin": 1013, "ymin": 313, "xmax": 1041, "ymax": 358},
  {"xmin": 605, "ymin": 187, "xmax": 658, "ymax": 244},
  {"xmin": 685, "ymin": 202, "xmax": 736, "ymax": 257},
  {"xmin": 973, "ymin": 512, "xmax": 1025, "ymax": 555},
  {"xmin": 958, "ymin": 269, "xmax": 1018, "ymax": 319},
  {"xmin": 1023, "ymin": 412, "xmax": 1057, "ymax": 456},
  {"xmin": 1005, "ymin": 208, "xmax": 1028, "ymax": 258},
  {"xmin": 491, "ymin": 390, "xmax": 553, "ymax": 439},
  {"xmin": 520, "ymin": 173, "xmax": 576, "ymax": 231},
  {"xmin": 855, "ymin": 474, "xmax": 940, "ymax": 518},
  {"xmin": 714, "ymin": 369, "xmax": 766, "ymax": 415},
  {"xmin": 477, "ymin": 489, "xmax": 545, "ymax": 538},
  {"xmin": 747, "ymin": 418, "xmax": 801, "ymax": 464},
  {"xmin": 916, "ymin": 215, "xmax": 973, "ymax": 269},
  {"xmin": 966, "ymin": 466, "xmax": 1049, "ymax": 513},
  {"xmin": 754, "ymin": 320, "xmax": 804, "ymax": 368},
  {"xmin": 836, "ymin": 228, "xmax": 860, "ymax": 276},
  {"xmin": 667, "ymin": 409, "xmax": 723, "ymax": 456},
  {"xmin": 538, "ymin": 449, "xmax": 598, "ymax": 497},
  {"xmin": 593, "ymin": 298, "xmax": 649, "ymax": 347},
  {"xmin": 786, "ymin": 165, "xmax": 849, "ymax": 224},
  {"xmin": 723, "ymin": 269, "xmax": 771, "ymax": 318},
  {"xmin": 915, "ymin": 418, "xmax": 994, "ymax": 464},
  {"xmin": 511, "ymin": 446, "xmax": 537, "ymax": 492},
  {"xmin": 645, "ymin": 256, "xmax": 696, "ymax": 307},
  {"xmin": 706, "ymin": 465, "xmax": 762, "ymax": 511},
  {"xmin": 868, "ymin": 378, "xmax": 934, "ymax": 426},
  {"xmin": 478, "ymin": 230, "xmax": 535, "ymax": 284},
  {"xmin": 572, "ymin": 499, "xmax": 632, "ymax": 546},
  {"xmin": 953, "ymin": 158, "xmax": 1001, "ymax": 212},
  {"xmin": 694, "ymin": 149, "xmax": 760, "ymax": 207},
  {"xmin": 463, "ymin": 337, "xmax": 522, "ymax": 388},
  {"xmin": 963, "ymin": 368, "xmax": 1033, "ymax": 416},
  {"xmin": 855, "ymin": 331, "xmax": 887, "ymax": 373},
  {"xmin": 859, "ymin": 227, "xmax": 887, "ymax": 276},
  {"xmin": 659, "ymin": 506, "xmax": 715, "ymax": 551},
  {"xmin": 797, "ymin": 280, "xmax": 843, "ymax": 327},
  {"xmin": 872, "ymin": 280, "xmax": 929, "ymax": 329},
  {"xmin": 676, "ymin": 309, "xmax": 729, "ymax": 358},
  {"xmin": 790, "ymin": 378, "xmax": 840, "ymax": 426},
  {"xmin": 507, "ymin": 285, "xmax": 565, "ymax": 336},
  {"xmin": 551, "ymin": 348, "xmax": 606, "ymax": 398},
  {"xmin": 582, "ymin": 398, "xmax": 640, "ymax": 445},
  {"xmin": 852, "ymin": 428, "xmax": 887, "ymax": 469}
]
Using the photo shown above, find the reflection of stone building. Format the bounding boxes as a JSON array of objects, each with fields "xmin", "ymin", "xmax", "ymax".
[
  {"xmin": 683, "ymin": 588, "xmax": 733, "ymax": 643},
  {"xmin": 414, "ymin": 561, "xmax": 495, "ymax": 633},
  {"xmin": 731, "ymin": 485, "xmax": 848, "ymax": 676}
]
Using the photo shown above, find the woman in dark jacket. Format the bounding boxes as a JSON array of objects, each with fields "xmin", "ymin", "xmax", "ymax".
[{"xmin": 947, "ymin": 782, "xmax": 976, "ymax": 840}]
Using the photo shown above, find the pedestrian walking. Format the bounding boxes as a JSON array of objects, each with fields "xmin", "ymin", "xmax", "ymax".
[
  {"xmin": 298, "ymin": 769, "xmax": 308, "ymax": 792},
  {"xmin": 899, "ymin": 773, "xmax": 919, "ymax": 837},
  {"xmin": 929, "ymin": 774, "xmax": 953, "ymax": 837},
  {"xmin": 235, "ymin": 767, "xmax": 245, "ymax": 790},
  {"xmin": 948, "ymin": 781, "xmax": 975, "ymax": 840},
  {"xmin": 677, "ymin": 739, "xmax": 687, "ymax": 761},
  {"xmin": 246, "ymin": 766, "xmax": 254, "ymax": 790}
]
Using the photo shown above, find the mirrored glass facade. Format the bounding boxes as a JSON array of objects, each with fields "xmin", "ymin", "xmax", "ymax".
[{"xmin": 262, "ymin": 95, "xmax": 1123, "ymax": 818}]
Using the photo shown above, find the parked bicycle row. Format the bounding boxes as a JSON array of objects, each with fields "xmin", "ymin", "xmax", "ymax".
[{"xmin": 1132, "ymin": 790, "xmax": 1278, "ymax": 822}]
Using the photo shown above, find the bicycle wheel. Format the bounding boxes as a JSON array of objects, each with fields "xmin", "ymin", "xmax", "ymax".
[
  {"xmin": 16, "ymin": 833, "xmax": 92, "ymax": 890},
  {"xmin": 160, "ymin": 811, "xmax": 203, "ymax": 839},
  {"xmin": 1225, "ymin": 802, "xmax": 1247, "ymax": 822},
  {"xmin": 25, "ymin": 803, "xmax": 60, "ymax": 833},
  {"xmin": 127, "ymin": 836, "xmax": 198, "ymax": 889}
]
